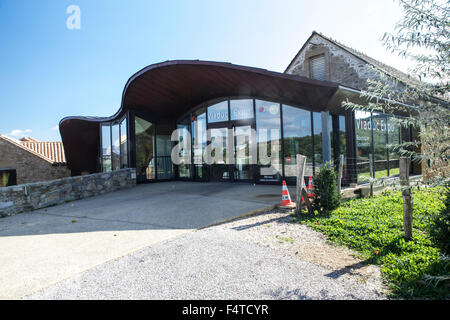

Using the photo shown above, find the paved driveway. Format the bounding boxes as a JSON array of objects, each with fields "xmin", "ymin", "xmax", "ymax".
[{"xmin": 0, "ymin": 182, "xmax": 283, "ymax": 299}]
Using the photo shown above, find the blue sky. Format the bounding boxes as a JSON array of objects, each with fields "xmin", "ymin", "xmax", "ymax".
[{"xmin": 0, "ymin": 0, "xmax": 408, "ymax": 141}]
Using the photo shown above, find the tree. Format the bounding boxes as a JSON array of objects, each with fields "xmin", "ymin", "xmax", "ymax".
[{"xmin": 343, "ymin": 0, "xmax": 449, "ymax": 185}]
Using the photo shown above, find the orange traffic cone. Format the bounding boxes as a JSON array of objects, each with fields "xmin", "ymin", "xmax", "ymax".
[
  {"xmin": 280, "ymin": 180, "xmax": 293, "ymax": 207},
  {"xmin": 308, "ymin": 176, "xmax": 315, "ymax": 197}
]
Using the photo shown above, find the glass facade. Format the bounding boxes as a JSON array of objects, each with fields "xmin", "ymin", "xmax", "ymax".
[
  {"xmin": 135, "ymin": 116, "xmax": 155, "ymax": 181},
  {"xmin": 177, "ymin": 117, "xmax": 191, "ymax": 179},
  {"xmin": 120, "ymin": 117, "xmax": 128, "ymax": 168},
  {"xmin": 230, "ymin": 99, "xmax": 253, "ymax": 121},
  {"xmin": 355, "ymin": 110, "xmax": 404, "ymax": 182},
  {"xmin": 101, "ymin": 124, "xmax": 112, "ymax": 172},
  {"xmin": 372, "ymin": 112, "xmax": 388, "ymax": 178},
  {"xmin": 192, "ymin": 107, "xmax": 207, "ymax": 180},
  {"xmin": 255, "ymin": 100, "xmax": 281, "ymax": 182},
  {"xmin": 207, "ymin": 101, "xmax": 228, "ymax": 123},
  {"xmin": 101, "ymin": 116, "xmax": 129, "ymax": 173},
  {"xmin": 156, "ymin": 124, "xmax": 174, "ymax": 180},
  {"xmin": 388, "ymin": 115, "xmax": 401, "ymax": 177},
  {"xmin": 98, "ymin": 96, "xmax": 412, "ymax": 185},
  {"xmin": 209, "ymin": 127, "xmax": 230, "ymax": 180},
  {"xmin": 355, "ymin": 110, "xmax": 372, "ymax": 182},
  {"xmin": 111, "ymin": 123, "xmax": 120, "ymax": 171},
  {"xmin": 312, "ymin": 112, "xmax": 323, "ymax": 170},
  {"xmin": 282, "ymin": 105, "xmax": 313, "ymax": 179}
]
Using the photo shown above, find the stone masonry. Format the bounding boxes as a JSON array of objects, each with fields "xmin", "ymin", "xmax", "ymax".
[
  {"xmin": 285, "ymin": 32, "xmax": 407, "ymax": 91},
  {"xmin": 0, "ymin": 135, "xmax": 70, "ymax": 185},
  {"xmin": 0, "ymin": 168, "xmax": 136, "ymax": 217}
]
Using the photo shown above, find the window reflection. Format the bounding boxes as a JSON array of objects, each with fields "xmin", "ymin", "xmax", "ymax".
[
  {"xmin": 373, "ymin": 112, "xmax": 388, "ymax": 178},
  {"xmin": 207, "ymin": 101, "xmax": 228, "ymax": 123},
  {"xmin": 355, "ymin": 110, "xmax": 372, "ymax": 182},
  {"xmin": 282, "ymin": 105, "xmax": 313, "ymax": 178},
  {"xmin": 177, "ymin": 117, "xmax": 191, "ymax": 179},
  {"xmin": 255, "ymin": 100, "xmax": 281, "ymax": 182},
  {"xmin": 387, "ymin": 115, "xmax": 401, "ymax": 176},
  {"xmin": 135, "ymin": 116, "xmax": 155, "ymax": 181},
  {"xmin": 313, "ymin": 112, "xmax": 322, "ymax": 170},
  {"xmin": 120, "ymin": 117, "xmax": 128, "ymax": 168},
  {"xmin": 101, "ymin": 124, "xmax": 111, "ymax": 172},
  {"xmin": 111, "ymin": 123, "xmax": 120, "ymax": 171},
  {"xmin": 192, "ymin": 107, "xmax": 207, "ymax": 179},
  {"xmin": 156, "ymin": 124, "xmax": 174, "ymax": 180},
  {"xmin": 230, "ymin": 99, "xmax": 253, "ymax": 121}
]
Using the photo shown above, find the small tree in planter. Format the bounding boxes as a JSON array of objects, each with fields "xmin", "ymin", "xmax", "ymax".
[{"xmin": 312, "ymin": 162, "xmax": 341, "ymax": 215}]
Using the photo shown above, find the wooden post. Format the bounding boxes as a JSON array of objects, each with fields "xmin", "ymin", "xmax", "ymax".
[
  {"xmin": 302, "ymin": 188, "xmax": 313, "ymax": 215},
  {"xmin": 295, "ymin": 154, "xmax": 307, "ymax": 215},
  {"xmin": 400, "ymin": 157, "xmax": 413, "ymax": 241},
  {"xmin": 369, "ymin": 154, "xmax": 374, "ymax": 197},
  {"xmin": 337, "ymin": 154, "xmax": 344, "ymax": 195}
]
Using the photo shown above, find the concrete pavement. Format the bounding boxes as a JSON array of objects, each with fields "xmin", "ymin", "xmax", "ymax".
[{"xmin": 0, "ymin": 181, "xmax": 284, "ymax": 299}]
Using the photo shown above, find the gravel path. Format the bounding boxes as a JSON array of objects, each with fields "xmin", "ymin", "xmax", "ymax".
[{"xmin": 28, "ymin": 209, "xmax": 387, "ymax": 300}]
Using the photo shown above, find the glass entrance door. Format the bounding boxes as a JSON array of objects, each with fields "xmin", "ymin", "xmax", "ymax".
[
  {"xmin": 209, "ymin": 127, "xmax": 230, "ymax": 181},
  {"xmin": 233, "ymin": 125, "xmax": 253, "ymax": 181}
]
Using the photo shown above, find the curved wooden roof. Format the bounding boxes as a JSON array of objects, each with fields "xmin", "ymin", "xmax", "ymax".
[{"xmin": 60, "ymin": 60, "xmax": 340, "ymax": 172}]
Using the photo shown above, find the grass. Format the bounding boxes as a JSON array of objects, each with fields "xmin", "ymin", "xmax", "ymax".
[
  {"xmin": 358, "ymin": 167, "xmax": 400, "ymax": 182},
  {"xmin": 292, "ymin": 187, "xmax": 449, "ymax": 299},
  {"xmin": 276, "ymin": 235, "xmax": 295, "ymax": 244}
]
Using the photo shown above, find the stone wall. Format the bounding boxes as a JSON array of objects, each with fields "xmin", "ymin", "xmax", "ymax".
[
  {"xmin": 0, "ymin": 137, "xmax": 71, "ymax": 184},
  {"xmin": 0, "ymin": 168, "xmax": 136, "ymax": 218},
  {"xmin": 286, "ymin": 33, "xmax": 403, "ymax": 91}
]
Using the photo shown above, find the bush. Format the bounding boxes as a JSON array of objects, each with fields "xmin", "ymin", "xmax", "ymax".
[
  {"xmin": 428, "ymin": 187, "xmax": 450, "ymax": 255},
  {"xmin": 311, "ymin": 162, "xmax": 341, "ymax": 215}
]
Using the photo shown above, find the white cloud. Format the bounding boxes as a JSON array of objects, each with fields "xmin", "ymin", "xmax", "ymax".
[
  {"xmin": 52, "ymin": 125, "xmax": 59, "ymax": 131},
  {"xmin": 9, "ymin": 129, "xmax": 32, "ymax": 137}
]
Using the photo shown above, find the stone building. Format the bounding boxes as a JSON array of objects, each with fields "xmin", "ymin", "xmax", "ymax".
[{"xmin": 0, "ymin": 135, "xmax": 70, "ymax": 186}]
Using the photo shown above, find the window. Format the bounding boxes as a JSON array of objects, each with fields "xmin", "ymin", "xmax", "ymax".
[
  {"xmin": 309, "ymin": 55, "xmax": 327, "ymax": 81},
  {"xmin": 372, "ymin": 112, "xmax": 388, "ymax": 178},
  {"xmin": 282, "ymin": 105, "xmax": 313, "ymax": 179},
  {"xmin": 177, "ymin": 117, "xmax": 191, "ymax": 179},
  {"xmin": 230, "ymin": 99, "xmax": 253, "ymax": 121},
  {"xmin": 0, "ymin": 169, "xmax": 16, "ymax": 187},
  {"xmin": 387, "ymin": 115, "xmax": 401, "ymax": 176},
  {"xmin": 111, "ymin": 123, "xmax": 120, "ymax": 171},
  {"xmin": 156, "ymin": 124, "xmax": 174, "ymax": 180},
  {"xmin": 192, "ymin": 107, "xmax": 207, "ymax": 179},
  {"xmin": 120, "ymin": 117, "xmax": 128, "ymax": 168},
  {"xmin": 312, "ymin": 112, "xmax": 323, "ymax": 170},
  {"xmin": 101, "ymin": 124, "xmax": 111, "ymax": 172},
  {"xmin": 207, "ymin": 101, "xmax": 228, "ymax": 123},
  {"xmin": 135, "ymin": 116, "xmax": 155, "ymax": 181},
  {"xmin": 255, "ymin": 100, "xmax": 281, "ymax": 182},
  {"xmin": 355, "ymin": 110, "xmax": 372, "ymax": 182}
]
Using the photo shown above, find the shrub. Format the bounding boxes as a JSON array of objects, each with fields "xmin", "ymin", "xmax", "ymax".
[
  {"xmin": 311, "ymin": 162, "xmax": 341, "ymax": 215},
  {"xmin": 428, "ymin": 187, "xmax": 450, "ymax": 255}
]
